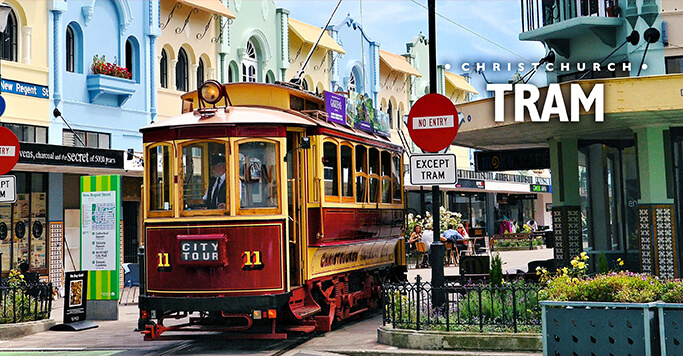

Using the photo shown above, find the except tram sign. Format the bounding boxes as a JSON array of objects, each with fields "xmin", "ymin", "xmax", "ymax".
[
  {"xmin": 0, "ymin": 126, "xmax": 19, "ymax": 175},
  {"xmin": 407, "ymin": 93, "xmax": 459, "ymax": 153},
  {"xmin": 410, "ymin": 154, "xmax": 457, "ymax": 185}
]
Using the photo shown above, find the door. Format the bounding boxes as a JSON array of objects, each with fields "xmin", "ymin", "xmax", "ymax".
[
  {"xmin": 286, "ymin": 130, "xmax": 307, "ymax": 287},
  {"xmin": 123, "ymin": 201, "xmax": 139, "ymax": 263}
]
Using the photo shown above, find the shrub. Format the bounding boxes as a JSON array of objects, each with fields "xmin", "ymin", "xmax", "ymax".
[{"xmin": 490, "ymin": 253, "xmax": 503, "ymax": 286}]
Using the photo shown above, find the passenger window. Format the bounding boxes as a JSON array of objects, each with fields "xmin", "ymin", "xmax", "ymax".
[
  {"xmin": 368, "ymin": 148, "xmax": 380, "ymax": 202},
  {"xmin": 238, "ymin": 141, "xmax": 279, "ymax": 209},
  {"xmin": 341, "ymin": 145, "xmax": 354, "ymax": 198},
  {"xmin": 323, "ymin": 141, "xmax": 339, "ymax": 197},
  {"xmin": 180, "ymin": 141, "xmax": 227, "ymax": 212},
  {"xmin": 381, "ymin": 151, "xmax": 392, "ymax": 203},
  {"xmin": 148, "ymin": 144, "xmax": 173, "ymax": 212},
  {"xmin": 355, "ymin": 146, "xmax": 367, "ymax": 203},
  {"xmin": 392, "ymin": 154, "xmax": 402, "ymax": 202}
]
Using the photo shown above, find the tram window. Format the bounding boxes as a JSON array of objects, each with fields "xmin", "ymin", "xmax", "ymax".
[
  {"xmin": 290, "ymin": 95, "xmax": 304, "ymax": 111},
  {"xmin": 180, "ymin": 141, "xmax": 228, "ymax": 212},
  {"xmin": 355, "ymin": 146, "xmax": 368, "ymax": 203},
  {"xmin": 381, "ymin": 151, "xmax": 392, "ymax": 203},
  {"xmin": 369, "ymin": 148, "xmax": 380, "ymax": 176},
  {"xmin": 148, "ymin": 144, "xmax": 173, "ymax": 212},
  {"xmin": 238, "ymin": 141, "xmax": 279, "ymax": 210},
  {"xmin": 305, "ymin": 100, "xmax": 319, "ymax": 111},
  {"xmin": 341, "ymin": 145, "xmax": 353, "ymax": 198},
  {"xmin": 369, "ymin": 177, "xmax": 379, "ymax": 203},
  {"xmin": 323, "ymin": 142, "xmax": 339, "ymax": 197},
  {"xmin": 392, "ymin": 155, "xmax": 402, "ymax": 202}
]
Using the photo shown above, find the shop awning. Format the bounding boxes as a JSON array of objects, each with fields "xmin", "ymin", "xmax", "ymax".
[
  {"xmin": 379, "ymin": 49, "xmax": 421, "ymax": 77},
  {"xmin": 289, "ymin": 18, "xmax": 345, "ymax": 54},
  {"xmin": 179, "ymin": 0, "xmax": 235, "ymax": 19},
  {"xmin": 445, "ymin": 71, "xmax": 478, "ymax": 94}
]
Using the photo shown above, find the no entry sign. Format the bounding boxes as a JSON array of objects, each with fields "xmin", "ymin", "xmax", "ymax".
[
  {"xmin": 407, "ymin": 93, "xmax": 459, "ymax": 153},
  {"xmin": 0, "ymin": 126, "xmax": 19, "ymax": 175}
]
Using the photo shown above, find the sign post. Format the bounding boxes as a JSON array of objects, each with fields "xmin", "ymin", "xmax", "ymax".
[{"xmin": 405, "ymin": 0, "xmax": 457, "ymax": 308}]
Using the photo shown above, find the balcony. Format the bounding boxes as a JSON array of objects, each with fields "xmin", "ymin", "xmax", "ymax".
[
  {"xmin": 86, "ymin": 74, "xmax": 136, "ymax": 106},
  {"xmin": 520, "ymin": 0, "xmax": 623, "ymax": 57}
]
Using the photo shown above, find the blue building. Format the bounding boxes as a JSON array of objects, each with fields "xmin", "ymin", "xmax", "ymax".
[{"xmin": 328, "ymin": 14, "xmax": 380, "ymax": 106}]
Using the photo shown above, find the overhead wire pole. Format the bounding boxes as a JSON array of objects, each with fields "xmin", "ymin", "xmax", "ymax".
[{"xmin": 428, "ymin": 0, "xmax": 446, "ymax": 308}]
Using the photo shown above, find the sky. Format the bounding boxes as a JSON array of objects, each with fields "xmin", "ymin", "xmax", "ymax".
[{"xmin": 277, "ymin": 0, "xmax": 548, "ymax": 98}]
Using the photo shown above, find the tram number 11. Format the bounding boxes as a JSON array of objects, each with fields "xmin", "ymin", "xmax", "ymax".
[
  {"xmin": 242, "ymin": 251, "xmax": 264, "ymax": 270},
  {"xmin": 157, "ymin": 252, "xmax": 172, "ymax": 272}
]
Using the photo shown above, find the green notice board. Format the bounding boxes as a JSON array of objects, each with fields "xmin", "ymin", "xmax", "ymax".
[{"xmin": 80, "ymin": 175, "xmax": 121, "ymax": 300}]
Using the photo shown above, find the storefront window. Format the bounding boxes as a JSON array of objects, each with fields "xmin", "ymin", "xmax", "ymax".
[
  {"xmin": 148, "ymin": 145, "xmax": 173, "ymax": 212},
  {"xmin": 180, "ymin": 141, "xmax": 227, "ymax": 211},
  {"xmin": 238, "ymin": 141, "xmax": 279, "ymax": 209}
]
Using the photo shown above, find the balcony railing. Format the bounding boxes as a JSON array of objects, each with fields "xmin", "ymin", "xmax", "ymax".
[
  {"xmin": 457, "ymin": 169, "xmax": 550, "ymax": 186},
  {"xmin": 521, "ymin": 0, "xmax": 620, "ymax": 32}
]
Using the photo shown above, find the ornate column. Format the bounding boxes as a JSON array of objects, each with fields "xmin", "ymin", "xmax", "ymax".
[
  {"xmin": 549, "ymin": 137, "xmax": 582, "ymax": 265},
  {"xmin": 636, "ymin": 126, "xmax": 677, "ymax": 278},
  {"xmin": 21, "ymin": 26, "xmax": 32, "ymax": 64},
  {"xmin": 170, "ymin": 59, "xmax": 178, "ymax": 90}
]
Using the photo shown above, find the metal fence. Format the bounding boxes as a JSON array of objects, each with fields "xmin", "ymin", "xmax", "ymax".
[
  {"xmin": 382, "ymin": 275, "xmax": 542, "ymax": 332},
  {"xmin": 0, "ymin": 282, "xmax": 53, "ymax": 324}
]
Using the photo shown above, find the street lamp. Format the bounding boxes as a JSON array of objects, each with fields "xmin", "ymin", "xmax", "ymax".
[{"xmin": 0, "ymin": 3, "xmax": 12, "ymax": 96}]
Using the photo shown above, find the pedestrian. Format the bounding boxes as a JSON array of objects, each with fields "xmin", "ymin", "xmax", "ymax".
[{"xmin": 511, "ymin": 220, "xmax": 518, "ymax": 233}]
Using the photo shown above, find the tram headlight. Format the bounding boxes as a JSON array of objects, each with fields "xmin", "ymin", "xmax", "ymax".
[{"xmin": 199, "ymin": 80, "xmax": 224, "ymax": 105}]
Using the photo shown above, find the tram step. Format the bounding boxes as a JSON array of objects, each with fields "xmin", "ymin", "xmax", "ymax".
[
  {"xmin": 291, "ymin": 305, "xmax": 321, "ymax": 319},
  {"xmin": 283, "ymin": 325, "xmax": 317, "ymax": 333}
]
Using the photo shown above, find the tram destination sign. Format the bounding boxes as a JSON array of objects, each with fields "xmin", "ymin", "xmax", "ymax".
[{"xmin": 410, "ymin": 154, "xmax": 457, "ymax": 185}]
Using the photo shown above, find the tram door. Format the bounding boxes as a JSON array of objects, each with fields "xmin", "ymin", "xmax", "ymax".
[{"xmin": 286, "ymin": 130, "xmax": 306, "ymax": 287}]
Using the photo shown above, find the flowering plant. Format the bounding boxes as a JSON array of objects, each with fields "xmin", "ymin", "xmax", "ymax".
[
  {"xmin": 405, "ymin": 207, "xmax": 462, "ymax": 238},
  {"xmin": 91, "ymin": 55, "xmax": 131, "ymax": 79},
  {"xmin": 6, "ymin": 269, "xmax": 25, "ymax": 288},
  {"xmin": 538, "ymin": 253, "xmax": 683, "ymax": 303}
]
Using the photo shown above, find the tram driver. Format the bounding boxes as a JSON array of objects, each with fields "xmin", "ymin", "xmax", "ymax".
[{"xmin": 204, "ymin": 154, "xmax": 227, "ymax": 209}]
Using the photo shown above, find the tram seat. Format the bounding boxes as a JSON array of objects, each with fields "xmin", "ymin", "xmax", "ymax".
[{"xmin": 120, "ymin": 263, "xmax": 140, "ymax": 305}]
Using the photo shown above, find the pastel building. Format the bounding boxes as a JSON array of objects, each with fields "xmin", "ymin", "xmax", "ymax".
[
  {"xmin": 157, "ymin": 0, "xmax": 235, "ymax": 120},
  {"xmin": 454, "ymin": 0, "xmax": 683, "ymax": 276}
]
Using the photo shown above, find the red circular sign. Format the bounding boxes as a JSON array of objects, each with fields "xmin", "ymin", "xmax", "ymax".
[
  {"xmin": 407, "ymin": 93, "xmax": 459, "ymax": 153},
  {"xmin": 0, "ymin": 127, "xmax": 20, "ymax": 175}
]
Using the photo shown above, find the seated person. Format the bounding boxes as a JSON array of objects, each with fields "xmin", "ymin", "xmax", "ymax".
[
  {"xmin": 457, "ymin": 224, "xmax": 469, "ymax": 239},
  {"xmin": 203, "ymin": 154, "xmax": 227, "ymax": 209},
  {"xmin": 440, "ymin": 223, "xmax": 465, "ymax": 243}
]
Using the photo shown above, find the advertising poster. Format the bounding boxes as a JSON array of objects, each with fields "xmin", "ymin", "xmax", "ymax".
[
  {"xmin": 347, "ymin": 91, "xmax": 374, "ymax": 132},
  {"xmin": 80, "ymin": 175, "xmax": 120, "ymax": 300},
  {"xmin": 324, "ymin": 91, "xmax": 347, "ymax": 126},
  {"xmin": 63, "ymin": 271, "xmax": 87, "ymax": 323}
]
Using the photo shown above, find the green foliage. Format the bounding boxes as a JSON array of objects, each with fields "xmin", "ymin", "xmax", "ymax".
[
  {"xmin": 490, "ymin": 254, "xmax": 503, "ymax": 286},
  {"xmin": 662, "ymin": 282, "xmax": 683, "ymax": 303},
  {"xmin": 405, "ymin": 207, "xmax": 462, "ymax": 238},
  {"xmin": 0, "ymin": 269, "xmax": 50, "ymax": 324},
  {"xmin": 598, "ymin": 253, "xmax": 609, "ymax": 273},
  {"xmin": 540, "ymin": 272, "xmax": 664, "ymax": 303}
]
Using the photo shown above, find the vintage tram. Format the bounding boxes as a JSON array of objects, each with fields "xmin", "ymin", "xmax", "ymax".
[{"xmin": 137, "ymin": 80, "xmax": 406, "ymax": 339}]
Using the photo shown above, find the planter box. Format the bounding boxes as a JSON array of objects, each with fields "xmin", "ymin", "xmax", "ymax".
[
  {"xmin": 542, "ymin": 301, "xmax": 660, "ymax": 356},
  {"xmin": 657, "ymin": 302, "xmax": 683, "ymax": 356},
  {"xmin": 86, "ymin": 74, "xmax": 136, "ymax": 106}
]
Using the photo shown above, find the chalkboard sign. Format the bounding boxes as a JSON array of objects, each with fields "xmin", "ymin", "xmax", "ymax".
[{"xmin": 64, "ymin": 271, "xmax": 87, "ymax": 323}]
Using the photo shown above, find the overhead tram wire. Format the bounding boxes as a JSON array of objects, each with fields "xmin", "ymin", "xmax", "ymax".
[{"xmin": 409, "ymin": 0, "xmax": 535, "ymax": 64}]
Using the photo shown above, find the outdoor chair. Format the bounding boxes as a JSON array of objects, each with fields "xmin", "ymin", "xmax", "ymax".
[
  {"xmin": 414, "ymin": 241, "xmax": 428, "ymax": 268},
  {"xmin": 120, "ymin": 263, "xmax": 140, "ymax": 305},
  {"xmin": 444, "ymin": 242, "xmax": 459, "ymax": 266}
]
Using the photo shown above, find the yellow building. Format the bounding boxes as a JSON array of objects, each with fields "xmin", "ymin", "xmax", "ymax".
[
  {"xmin": 285, "ymin": 17, "xmax": 344, "ymax": 93},
  {"xmin": 156, "ymin": 0, "xmax": 235, "ymax": 120}
]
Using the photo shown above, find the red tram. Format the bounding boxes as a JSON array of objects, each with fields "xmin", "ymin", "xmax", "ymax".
[{"xmin": 137, "ymin": 80, "xmax": 406, "ymax": 339}]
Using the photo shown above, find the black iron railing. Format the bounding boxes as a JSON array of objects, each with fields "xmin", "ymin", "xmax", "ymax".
[
  {"xmin": 521, "ymin": 0, "xmax": 619, "ymax": 33},
  {"xmin": 382, "ymin": 276, "xmax": 542, "ymax": 332},
  {"xmin": 0, "ymin": 281, "xmax": 53, "ymax": 324}
]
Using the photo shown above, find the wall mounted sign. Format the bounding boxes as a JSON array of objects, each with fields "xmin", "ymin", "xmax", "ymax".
[
  {"xmin": 1, "ymin": 79, "xmax": 49, "ymax": 99},
  {"xmin": 18, "ymin": 143, "xmax": 123, "ymax": 169},
  {"xmin": 456, "ymin": 179, "xmax": 485, "ymax": 189},
  {"xmin": 475, "ymin": 148, "xmax": 550, "ymax": 171}
]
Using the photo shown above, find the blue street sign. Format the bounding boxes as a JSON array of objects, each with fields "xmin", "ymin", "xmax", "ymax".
[{"xmin": 0, "ymin": 95, "xmax": 6, "ymax": 117}]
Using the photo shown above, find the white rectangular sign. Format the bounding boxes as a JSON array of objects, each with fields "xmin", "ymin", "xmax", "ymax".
[
  {"xmin": 81, "ymin": 191, "xmax": 117, "ymax": 271},
  {"xmin": 412, "ymin": 115, "xmax": 455, "ymax": 130},
  {"xmin": 0, "ymin": 146, "xmax": 15, "ymax": 156},
  {"xmin": 410, "ymin": 154, "xmax": 457, "ymax": 185},
  {"xmin": 0, "ymin": 175, "xmax": 16, "ymax": 203}
]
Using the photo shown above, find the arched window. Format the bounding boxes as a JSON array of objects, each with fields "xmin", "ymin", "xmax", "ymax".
[
  {"xmin": 348, "ymin": 72, "xmax": 356, "ymax": 92},
  {"xmin": 66, "ymin": 26, "xmax": 75, "ymax": 72},
  {"xmin": 197, "ymin": 58, "xmax": 205, "ymax": 89},
  {"xmin": 160, "ymin": 49, "xmax": 168, "ymax": 88},
  {"xmin": 1, "ymin": 9, "xmax": 17, "ymax": 61},
  {"xmin": 241, "ymin": 39, "xmax": 257, "ymax": 82},
  {"xmin": 265, "ymin": 70, "xmax": 275, "ymax": 84},
  {"xmin": 387, "ymin": 101, "xmax": 393, "ymax": 129},
  {"xmin": 176, "ymin": 48, "xmax": 189, "ymax": 91},
  {"xmin": 125, "ymin": 37, "xmax": 139, "ymax": 81},
  {"xmin": 228, "ymin": 61, "xmax": 237, "ymax": 83}
]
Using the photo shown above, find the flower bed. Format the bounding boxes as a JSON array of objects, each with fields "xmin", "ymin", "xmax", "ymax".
[{"xmin": 1, "ymin": 270, "xmax": 53, "ymax": 324}]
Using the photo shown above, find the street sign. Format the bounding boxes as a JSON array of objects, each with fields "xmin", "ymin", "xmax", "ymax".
[
  {"xmin": 0, "ymin": 175, "xmax": 16, "ymax": 203},
  {"xmin": 407, "ymin": 93, "xmax": 459, "ymax": 153},
  {"xmin": 410, "ymin": 154, "xmax": 457, "ymax": 185},
  {"xmin": 0, "ymin": 126, "xmax": 19, "ymax": 175}
]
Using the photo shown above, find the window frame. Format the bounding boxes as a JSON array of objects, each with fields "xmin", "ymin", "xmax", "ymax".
[
  {"xmin": 160, "ymin": 49, "xmax": 168, "ymax": 88},
  {"xmin": 176, "ymin": 48, "xmax": 189, "ymax": 91},
  {"xmin": 0, "ymin": 9, "xmax": 17, "ymax": 62},
  {"xmin": 323, "ymin": 139, "xmax": 340, "ymax": 202},
  {"xmin": 146, "ymin": 142, "xmax": 175, "ymax": 218},
  {"xmin": 380, "ymin": 150, "xmax": 392, "ymax": 204},
  {"xmin": 355, "ymin": 145, "xmax": 368, "ymax": 203},
  {"xmin": 197, "ymin": 57, "xmax": 205, "ymax": 89},
  {"xmin": 177, "ymin": 139, "xmax": 230, "ymax": 217},
  {"xmin": 235, "ymin": 137, "xmax": 282, "ymax": 215},
  {"xmin": 66, "ymin": 25, "xmax": 75, "ymax": 72},
  {"xmin": 340, "ymin": 142, "xmax": 355, "ymax": 203}
]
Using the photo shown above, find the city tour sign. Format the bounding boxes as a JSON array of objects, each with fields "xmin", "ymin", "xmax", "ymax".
[
  {"xmin": 407, "ymin": 93, "xmax": 459, "ymax": 153},
  {"xmin": 0, "ymin": 126, "xmax": 20, "ymax": 175}
]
